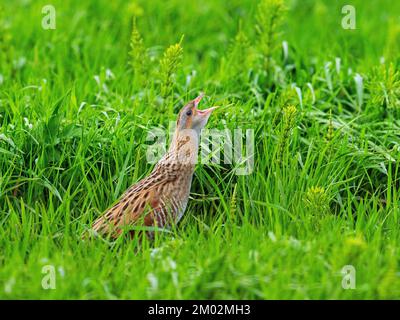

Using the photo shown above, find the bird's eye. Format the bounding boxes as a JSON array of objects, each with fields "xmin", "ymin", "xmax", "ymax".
[{"xmin": 186, "ymin": 109, "xmax": 193, "ymax": 116}]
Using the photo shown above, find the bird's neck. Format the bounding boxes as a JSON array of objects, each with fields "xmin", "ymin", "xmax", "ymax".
[{"xmin": 164, "ymin": 129, "xmax": 200, "ymax": 168}]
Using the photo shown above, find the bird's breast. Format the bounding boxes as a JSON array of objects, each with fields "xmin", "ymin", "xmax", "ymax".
[{"xmin": 161, "ymin": 171, "xmax": 193, "ymax": 223}]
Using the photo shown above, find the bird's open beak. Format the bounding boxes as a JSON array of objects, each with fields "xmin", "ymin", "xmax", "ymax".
[
  {"xmin": 193, "ymin": 94, "xmax": 218, "ymax": 116},
  {"xmin": 197, "ymin": 106, "xmax": 218, "ymax": 116},
  {"xmin": 193, "ymin": 93, "xmax": 205, "ymax": 108}
]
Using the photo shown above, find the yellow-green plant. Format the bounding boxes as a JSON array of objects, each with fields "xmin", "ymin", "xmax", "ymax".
[
  {"xmin": 278, "ymin": 86, "xmax": 299, "ymax": 107},
  {"xmin": 229, "ymin": 183, "xmax": 238, "ymax": 223},
  {"xmin": 277, "ymin": 105, "xmax": 297, "ymax": 164},
  {"xmin": 326, "ymin": 109, "xmax": 334, "ymax": 142},
  {"xmin": 129, "ymin": 17, "xmax": 147, "ymax": 88},
  {"xmin": 0, "ymin": 6, "xmax": 13, "ymax": 76},
  {"xmin": 368, "ymin": 63, "xmax": 400, "ymax": 110},
  {"xmin": 159, "ymin": 38, "xmax": 183, "ymax": 99},
  {"xmin": 222, "ymin": 23, "xmax": 252, "ymax": 85},
  {"xmin": 255, "ymin": 0, "xmax": 286, "ymax": 72}
]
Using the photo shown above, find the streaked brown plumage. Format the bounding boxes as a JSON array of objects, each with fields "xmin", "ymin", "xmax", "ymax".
[{"xmin": 92, "ymin": 94, "xmax": 217, "ymax": 238}]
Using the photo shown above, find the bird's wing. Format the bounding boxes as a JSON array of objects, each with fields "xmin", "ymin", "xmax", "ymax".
[{"xmin": 92, "ymin": 169, "xmax": 177, "ymax": 237}]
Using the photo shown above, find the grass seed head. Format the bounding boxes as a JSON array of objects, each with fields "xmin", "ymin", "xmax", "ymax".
[
  {"xmin": 160, "ymin": 39, "xmax": 184, "ymax": 99},
  {"xmin": 304, "ymin": 186, "xmax": 330, "ymax": 215},
  {"xmin": 277, "ymin": 105, "xmax": 297, "ymax": 164},
  {"xmin": 129, "ymin": 17, "xmax": 147, "ymax": 87},
  {"xmin": 255, "ymin": 0, "xmax": 286, "ymax": 72}
]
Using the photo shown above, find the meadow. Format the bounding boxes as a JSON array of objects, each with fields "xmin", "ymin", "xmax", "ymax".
[{"xmin": 0, "ymin": 0, "xmax": 400, "ymax": 299}]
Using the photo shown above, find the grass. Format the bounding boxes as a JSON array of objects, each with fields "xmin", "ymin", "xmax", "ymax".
[{"xmin": 0, "ymin": 0, "xmax": 400, "ymax": 299}]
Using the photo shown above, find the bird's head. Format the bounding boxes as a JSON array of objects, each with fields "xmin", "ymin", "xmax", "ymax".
[
  {"xmin": 167, "ymin": 94, "xmax": 218, "ymax": 164},
  {"xmin": 176, "ymin": 94, "xmax": 217, "ymax": 135}
]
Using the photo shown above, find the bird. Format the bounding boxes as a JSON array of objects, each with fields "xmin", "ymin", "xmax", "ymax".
[{"xmin": 92, "ymin": 94, "xmax": 218, "ymax": 239}]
